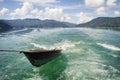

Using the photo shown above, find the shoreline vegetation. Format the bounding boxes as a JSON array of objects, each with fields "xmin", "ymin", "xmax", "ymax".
[{"xmin": 0, "ymin": 17, "xmax": 120, "ymax": 33}]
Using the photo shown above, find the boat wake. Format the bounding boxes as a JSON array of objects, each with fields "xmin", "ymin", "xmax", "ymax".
[
  {"xmin": 30, "ymin": 40, "xmax": 81, "ymax": 50},
  {"xmin": 31, "ymin": 43, "xmax": 48, "ymax": 49},
  {"xmin": 97, "ymin": 43, "xmax": 120, "ymax": 51}
]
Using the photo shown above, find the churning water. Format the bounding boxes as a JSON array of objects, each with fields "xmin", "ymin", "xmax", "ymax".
[{"xmin": 0, "ymin": 28, "xmax": 120, "ymax": 80}]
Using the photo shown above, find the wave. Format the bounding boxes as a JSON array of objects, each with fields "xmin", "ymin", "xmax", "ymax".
[
  {"xmin": 97, "ymin": 43, "xmax": 120, "ymax": 51},
  {"xmin": 31, "ymin": 43, "xmax": 48, "ymax": 49},
  {"xmin": 53, "ymin": 40, "xmax": 76, "ymax": 50},
  {"xmin": 24, "ymin": 76, "xmax": 42, "ymax": 80},
  {"xmin": 31, "ymin": 40, "xmax": 81, "ymax": 50}
]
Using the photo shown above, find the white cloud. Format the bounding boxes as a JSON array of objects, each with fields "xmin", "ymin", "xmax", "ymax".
[
  {"xmin": 9, "ymin": 1, "xmax": 95, "ymax": 24},
  {"xmin": 85, "ymin": 0, "xmax": 105, "ymax": 7},
  {"xmin": 10, "ymin": 2, "xmax": 33, "ymax": 18},
  {"xmin": 95, "ymin": 7, "xmax": 107, "ymax": 15},
  {"xmin": 44, "ymin": 7, "xmax": 63, "ymax": 19},
  {"xmin": 53, "ymin": 4, "xmax": 82, "ymax": 10},
  {"xmin": 30, "ymin": 8, "xmax": 93, "ymax": 24},
  {"xmin": 10, "ymin": 2, "xmax": 72, "ymax": 23},
  {"xmin": 114, "ymin": 11, "xmax": 120, "ymax": 16},
  {"xmin": 30, "ymin": 7, "xmax": 72, "ymax": 22},
  {"xmin": 0, "ymin": 8, "xmax": 9, "ymax": 16},
  {"xmin": 85, "ymin": 0, "xmax": 118, "ymax": 16},
  {"xmin": 107, "ymin": 0, "xmax": 117, "ymax": 7},
  {"xmin": 15, "ymin": 0, "xmax": 58, "ymax": 6},
  {"xmin": 31, "ymin": 8, "xmax": 43, "ymax": 16},
  {"xmin": 76, "ymin": 12, "xmax": 93, "ymax": 24}
]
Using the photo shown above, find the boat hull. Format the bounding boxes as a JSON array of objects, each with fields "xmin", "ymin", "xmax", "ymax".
[{"xmin": 22, "ymin": 49, "xmax": 61, "ymax": 67}]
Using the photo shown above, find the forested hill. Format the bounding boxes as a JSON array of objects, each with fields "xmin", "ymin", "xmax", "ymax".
[
  {"xmin": 0, "ymin": 20, "xmax": 13, "ymax": 32},
  {"xmin": 1, "ymin": 17, "xmax": 120, "ymax": 33},
  {"xmin": 0, "ymin": 19, "xmax": 76, "ymax": 32},
  {"xmin": 77, "ymin": 17, "xmax": 120, "ymax": 30}
]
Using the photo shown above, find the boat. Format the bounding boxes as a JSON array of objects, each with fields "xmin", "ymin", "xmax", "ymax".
[
  {"xmin": 0, "ymin": 49, "xmax": 62, "ymax": 67},
  {"xmin": 21, "ymin": 49, "xmax": 62, "ymax": 67}
]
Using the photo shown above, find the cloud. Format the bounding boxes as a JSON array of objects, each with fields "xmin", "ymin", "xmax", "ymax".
[
  {"xmin": 9, "ymin": 1, "xmax": 94, "ymax": 24},
  {"xmin": 31, "ymin": 7, "xmax": 72, "ymax": 22},
  {"xmin": 84, "ymin": 0, "xmax": 118, "ymax": 16},
  {"xmin": 76, "ymin": 12, "xmax": 93, "ymax": 24},
  {"xmin": 31, "ymin": 8, "xmax": 43, "ymax": 16},
  {"xmin": 95, "ymin": 7, "xmax": 107, "ymax": 15},
  {"xmin": 114, "ymin": 11, "xmax": 120, "ymax": 16},
  {"xmin": 14, "ymin": 0, "xmax": 58, "ymax": 6},
  {"xmin": 9, "ymin": 2, "xmax": 72, "ymax": 23},
  {"xmin": 85, "ymin": 0, "xmax": 118, "ymax": 8},
  {"xmin": 85, "ymin": 0, "xmax": 105, "ymax": 7},
  {"xmin": 10, "ymin": 2, "xmax": 33, "ymax": 18},
  {"xmin": 9, "ymin": 1, "xmax": 96, "ymax": 24},
  {"xmin": 44, "ymin": 7, "xmax": 63, "ymax": 20},
  {"xmin": 31, "ymin": 8, "xmax": 94, "ymax": 24},
  {"xmin": 0, "ymin": 8, "xmax": 9, "ymax": 16},
  {"xmin": 107, "ymin": 0, "xmax": 117, "ymax": 7},
  {"xmin": 52, "ymin": 4, "xmax": 82, "ymax": 10}
]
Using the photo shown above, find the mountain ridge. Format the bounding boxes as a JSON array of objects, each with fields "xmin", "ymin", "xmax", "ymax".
[
  {"xmin": 76, "ymin": 17, "xmax": 120, "ymax": 30},
  {"xmin": 0, "ymin": 19, "xmax": 76, "ymax": 32},
  {"xmin": 1, "ymin": 17, "xmax": 120, "ymax": 32}
]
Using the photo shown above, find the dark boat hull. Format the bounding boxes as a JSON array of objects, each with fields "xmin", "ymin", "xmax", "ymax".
[{"xmin": 22, "ymin": 49, "xmax": 61, "ymax": 67}]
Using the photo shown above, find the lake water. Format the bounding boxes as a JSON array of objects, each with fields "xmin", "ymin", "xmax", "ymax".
[{"xmin": 0, "ymin": 28, "xmax": 120, "ymax": 80}]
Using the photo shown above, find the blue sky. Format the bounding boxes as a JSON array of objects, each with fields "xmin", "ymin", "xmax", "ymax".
[{"xmin": 0, "ymin": 0, "xmax": 120, "ymax": 24}]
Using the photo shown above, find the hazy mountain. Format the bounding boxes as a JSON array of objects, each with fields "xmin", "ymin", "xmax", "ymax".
[
  {"xmin": 0, "ymin": 20, "xmax": 13, "ymax": 32},
  {"xmin": 40, "ymin": 19, "xmax": 71, "ymax": 28},
  {"xmin": 2, "ymin": 19, "xmax": 43, "ymax": 29},
  {"xmin": 77, "ymin": 17, "xmax": 120, "ymax": 30},
  {"xmin": 0, "ymin": 18, "xmax": 76, "ymax": 32}
]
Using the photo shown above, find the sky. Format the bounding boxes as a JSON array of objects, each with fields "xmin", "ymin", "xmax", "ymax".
[{"xmin": 0, "ymin": 0, "xmax": 120, "ymax": 24}]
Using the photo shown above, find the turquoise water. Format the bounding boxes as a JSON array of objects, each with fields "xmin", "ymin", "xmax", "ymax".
[{"xmin": 0, "ymin": 28, "xmax": 120, "ymax": 80}]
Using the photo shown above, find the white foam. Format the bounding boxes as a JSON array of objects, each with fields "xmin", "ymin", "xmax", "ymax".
[
  {"xmin": 24, "ymin": 68, "xmax": 42, "ymax": 80},
  {"xmin": 22, "ymin": 35, "xmax": 30, "ymax": 38},
  {"xmin": 24, "ymin": 76, "xmax": 42, "ymax": 80},
  {"xmin": 31, "ymin": 40, "xmax": 81, "ymax": 51},
  {"xmin": 97, "ymin": 43, "xmax": 120, "ymax": 51},
  {"xmin": 31, "ymin": 43, "xmax": 48, "ymax": 49},
  {"xmin": 54, "ymin": 40, "xmax": 75, "ymax": 50},
  {"xmin": 53, "ymin": 40, "xmax": 81, "ymax": 50}
]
